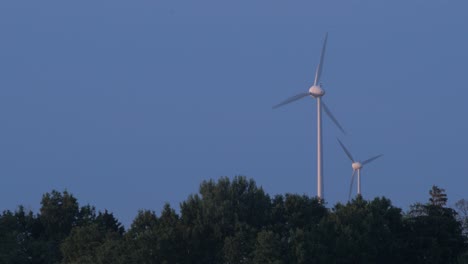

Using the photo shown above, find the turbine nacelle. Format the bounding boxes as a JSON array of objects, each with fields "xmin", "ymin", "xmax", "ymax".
[
  {"xmin": 352, "ymin": 162, "xmax": 362, "ymax": 170},
  {"xmin": 309, "ymin": 85, "xmax": 325, "ymax": 98}
]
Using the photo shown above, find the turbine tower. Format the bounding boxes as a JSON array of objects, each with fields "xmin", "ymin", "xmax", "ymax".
[
  {"xmin": 337, "ymin": 138, "xmax": 383, "ymax": 199},
  {"xmin": 273, "ymin": 33, "xmax": 345, "ymax": 201}
]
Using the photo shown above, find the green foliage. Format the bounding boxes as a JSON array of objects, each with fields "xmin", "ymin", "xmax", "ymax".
[
  {"xmin": 253, "ymin": 230, "xmax": 283, "ymax": 264},
  {"xmin": 0, "ymin": 209, "xmax": 29, "ymax": 263},
  {"xmin": 60, "ymin": 210, "xmax": 125, "ymax": 264},
  {"xmin": 404, "ymin": 186, "xmax": 465, "ymax": 264},
  {"xmin": 327, "ymin": 196, "xmax": 405, "ymax": 263},
  {"xmin": 429, "ymin": 185, "xmax": 448, "ymax": 207},
  {"xmin": 456, "ymin": 199, "xmax": 468, "ymax": 237},
  {"xmin": 179, "ymin": 176, "xmax": 272, "ymax": 263},
  {"xmin": 40, "ymin": 190, "xmax": 79, "ymax": 239},
  {"xmin": 222, "ymin": 222, "xmax": 256, "ymax": 263},
  {"xmin": 61, "ymin": 224, "xmax": 104, "ymax": 263},
  {"xmin": 0, "ymin": 180, "xmax": 466, "ymax": 263}
]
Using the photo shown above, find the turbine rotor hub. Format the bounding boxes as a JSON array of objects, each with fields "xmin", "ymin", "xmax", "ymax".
[
  {"xmin": 352, "ymin": 162, "xmax": 362, "ymax": 170},
  {"xmin": 309, "ymin": 85, "xmax": 325, "ymax": 98}
]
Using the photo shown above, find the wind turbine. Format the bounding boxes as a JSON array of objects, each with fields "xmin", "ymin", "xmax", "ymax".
[
  {"xmin": 273, "ymin": 33, "xmax": 345, "ymax": 201},
  {"xmin": 337, "ymin": 138, "xmax": 383, "ymax": 199}
]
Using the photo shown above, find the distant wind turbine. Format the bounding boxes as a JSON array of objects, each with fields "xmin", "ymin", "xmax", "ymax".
[
  {"xmin": 273, "ymin": 33, "xmax": 345, "ymax": 201},
  {"xmin": 337, "ymin": 138, "xmax": 383, "ymax": 200}
]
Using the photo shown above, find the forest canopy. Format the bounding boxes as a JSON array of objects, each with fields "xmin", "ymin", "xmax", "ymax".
[{"xmin": 1, "ymin": 176, "xmax": 467, "ymax": 264}]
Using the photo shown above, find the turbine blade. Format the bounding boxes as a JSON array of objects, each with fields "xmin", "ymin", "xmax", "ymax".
[
  {"xmin": 272, "ymin": 93, "xmax": 310, "ymax": 109},
  {"xmin": 362, "ymin": 154, "xmax": 383, "ymax": 165},
  {"xmin": 337, "ymin": 138, "xmax": 355, "ymax": 162},
  {"xmin": 348, "ymin": 170, "xmax": 356, "ymax": 201},
  {"xmin": 314, "ymin": 32, "xmax": 328, "ymax": 86},
  {"xmin": 321, "ymin": 100, "xmax": 346, "ymax": 134}
]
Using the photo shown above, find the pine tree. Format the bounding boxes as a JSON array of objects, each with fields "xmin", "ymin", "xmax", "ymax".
[{"xmin": 429, "ymin": 185, "xmax": 448, "ymax": 207}]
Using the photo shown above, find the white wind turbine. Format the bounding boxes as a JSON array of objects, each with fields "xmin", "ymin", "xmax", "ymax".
[
  {"xmin": 337, "ymin": 138, "xmax": 383, "ymax": 199},
  {"xmin": 273, "ymin": 33, "xmax": 345, "ymax": 201}
]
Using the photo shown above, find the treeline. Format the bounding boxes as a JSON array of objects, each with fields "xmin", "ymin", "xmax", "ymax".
[{"xmin": 1, "ymin": 176, "xmax": 468, "ymax": 264}]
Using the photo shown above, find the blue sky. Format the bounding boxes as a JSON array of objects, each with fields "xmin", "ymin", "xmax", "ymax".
[{"xmin": 1, "ymin": 1, "xmax": 467, "ymax": 226}]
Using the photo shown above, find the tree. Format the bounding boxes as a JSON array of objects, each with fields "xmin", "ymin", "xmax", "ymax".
[
  {"xmin": 123, "ymin": 205, "xmax": 184, "ymax": 264},
  {"xmin": 40, "ymin": 190, "xmax": 79, "ymax": 239},
  {"xmin": 0, "ymin": 206, "xmax": 46, "ymax": 264},
  {"xmin": 326, "ymin": 196, "xmax": 405, "ymax": 264},
  {"xmin": 0, "ymin": 209, "xmax": 29, "ymax": 263},
  {"xmin": 223, "ymin": 223, "xmax": 256, "ymax": 264},
  {"xmin": 252, "ymin": 230, "xmax": 283, "ymax": 264},
  {"xmin": 154, "ymin": 203, "xmax": 184, "ymax": 263},
  {"xmin": 282, "ymin": 194, "xmax": 326, "ymax": 230},
  {"xmin": 37, "ymin": 190, "xmax": 80, "ymax": 263},
  {"xmin": 2, "ymin": 179, "xmax": 468, "ymax": 263},
  {"xmin": 95, "ymin": 210, "xmax": 125, "ymax": 235},
  {"xmin": 180, "ymin": 176, "xmax": 271, "ymax": 263},
  {"xmin": 61, "ymin": 224, "xmax": 104, "ymax": 263},
  {"xmin": 455, "ymin": 199, "xmax": 468, "ymax": 236},
  {"xmin": 429, "ymin": 185, "xmax": 448, "ymax": 207},
  {"xmin": 121, "ymin": 210, "xmax": 160, "ymax": 263},
  {"xmin": 404, "ymin": 186, "xmax": 465, "ymax": 264},
  {"xmin": 60, "ymin": 210, "xmax": 124, "ymax": 263}
]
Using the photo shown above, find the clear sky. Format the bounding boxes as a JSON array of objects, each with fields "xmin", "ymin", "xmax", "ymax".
[{"xmin": 1, "ymin": 1, "xmax": 467, "ymax": 227}]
